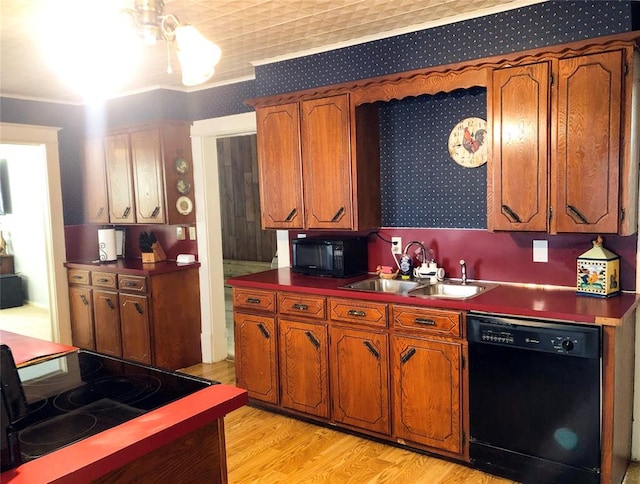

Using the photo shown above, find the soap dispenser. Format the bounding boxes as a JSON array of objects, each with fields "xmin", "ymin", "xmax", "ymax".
[{"xmin": 399, "ymin": 253, "xmax": 413, "ymax": 280}]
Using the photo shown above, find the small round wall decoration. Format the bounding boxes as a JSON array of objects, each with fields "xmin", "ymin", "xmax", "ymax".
[{"xmin": 448, "ymin": 117, "xmax": 488, "ymax": 168}]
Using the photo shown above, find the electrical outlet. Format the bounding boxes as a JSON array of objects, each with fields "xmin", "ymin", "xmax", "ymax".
[
  {"xmin": 188, "ymin": 226, "xmax": 196, "ymax": 240},
  {"xmin": 176, "ymin": 226, "xmax": 186, "ymax": 240},
  {"xmin": 391, "ymin": 236, "xmax": 402, "ymax": 254}
]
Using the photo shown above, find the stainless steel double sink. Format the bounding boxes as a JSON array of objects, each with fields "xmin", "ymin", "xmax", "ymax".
[{"xmin": 340, "ymin": 277, "xmax": 497, "ymax": 299}]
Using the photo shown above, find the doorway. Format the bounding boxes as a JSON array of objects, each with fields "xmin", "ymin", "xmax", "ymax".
[
  {"xmin": 216, "ymin": 134, "xmax": 276, "ymax": 357},
  {"xmin": 0, "ymin": 123, "xmax": 70, "ymax": 344}
]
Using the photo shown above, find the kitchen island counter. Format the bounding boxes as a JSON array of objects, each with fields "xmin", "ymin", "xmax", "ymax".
[
  {"xmin": 0, "ymin": 331, "xmax": 247, "ymax": 484},
  {"xmin": 227, "ymin": 268, "xmax": 640, "ymax": 326}
]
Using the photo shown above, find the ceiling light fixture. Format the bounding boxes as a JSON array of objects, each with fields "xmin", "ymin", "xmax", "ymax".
[{"xmin": 124, "ymin": 0, "xmax": 222, "ymax": 86}]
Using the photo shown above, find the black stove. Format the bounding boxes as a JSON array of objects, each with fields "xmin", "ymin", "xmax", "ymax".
[{"xmin": 1, "ymin": 347, "xmax": 216, "ymax": 470}]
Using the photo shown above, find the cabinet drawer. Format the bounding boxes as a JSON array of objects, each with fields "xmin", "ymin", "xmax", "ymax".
[
  {"xmin": 392, "ymin": 305, "xmax": 462, "ymax": 337},
  {"xmin": 67, "ymin": 269, "xmax": 90, "ymax": 285},
  {"xmin": 118, "ymin": 275, "xmax": 147, "ymax": 293},
  {"xmin": 278, "ymin": 293, "xmax": 326, "ymax": 320},
  {"xmin": 92, "ymin": 271, "xmax": 117, "ymax": 288},
  {"xmin": 233, "ymin": 288, "xmax": 276, "ymax": 313},
  {"xmin": 329, "ymin": 298, "xmax": 388, "ymax": 328}
]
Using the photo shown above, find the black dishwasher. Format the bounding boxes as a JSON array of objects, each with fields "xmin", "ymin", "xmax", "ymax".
[{"xmin": 467, "ymin": 313, "xmax": 601, "ymax": 484}]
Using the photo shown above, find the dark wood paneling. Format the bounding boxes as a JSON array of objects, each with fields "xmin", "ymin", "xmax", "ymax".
[{"xmin": 217, "ymin": 135, "xmax": 276, "ymax": 262}]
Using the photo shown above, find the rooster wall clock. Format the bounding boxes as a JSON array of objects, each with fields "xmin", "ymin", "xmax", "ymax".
[{"xmin": 448, "ymin": 117, "xmax": 488, "ymax": 168}]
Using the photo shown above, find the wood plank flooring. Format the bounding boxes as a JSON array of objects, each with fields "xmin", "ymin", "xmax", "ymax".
[{"xmin": 182, "ymin": 360, "xmax": 516, "ymax": 484}]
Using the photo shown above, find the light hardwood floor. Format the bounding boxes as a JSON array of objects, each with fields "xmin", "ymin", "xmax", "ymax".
[{"xmin": 183, "ymin": 359, "xmax": 640, "ymax": 484}]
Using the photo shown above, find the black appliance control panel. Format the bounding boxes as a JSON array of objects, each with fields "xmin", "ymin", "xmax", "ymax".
[{"xmin": 468, "ymin": 313, "xmax": 600, "ymax": 359}]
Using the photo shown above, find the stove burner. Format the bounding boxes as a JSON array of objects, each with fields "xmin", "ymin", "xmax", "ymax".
[
  {"xmin": 18, "ymin": 399, "xmax": 145, "ymax": 459},
  {"xmin": 53, "ymin": 375, "xmax": 161, "ymax": 412}
]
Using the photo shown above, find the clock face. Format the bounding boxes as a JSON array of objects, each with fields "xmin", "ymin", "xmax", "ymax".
[{"xmin": 448, "ymin": 117, "xmax": 489, "ymax": 168}]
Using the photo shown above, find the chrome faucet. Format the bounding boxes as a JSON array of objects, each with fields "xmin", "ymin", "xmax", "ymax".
[{"xmin": 459, "ymin": 259, "xmax": 467, "ymax": 284}]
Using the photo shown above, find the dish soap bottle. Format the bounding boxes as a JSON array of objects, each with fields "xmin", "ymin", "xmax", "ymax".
[{"xmin": 399, "ymin": 253, "xmax": 413, "ymax": 280}]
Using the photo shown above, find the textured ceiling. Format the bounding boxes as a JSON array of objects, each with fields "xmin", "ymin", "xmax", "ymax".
[{"xmin": 0, "ymin": 0, "xmax": 540, "ymax": 104}]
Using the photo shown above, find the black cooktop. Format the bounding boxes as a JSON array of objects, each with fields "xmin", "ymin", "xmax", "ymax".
[{"xmin": 7, "ymin": 349, "xmax": 216, "ymax": 465}]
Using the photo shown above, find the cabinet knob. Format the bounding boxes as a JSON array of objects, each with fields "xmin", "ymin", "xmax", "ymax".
[
  {"xmin": 123, "ymin": 207, "xmax": 131, "ymax": 218},
  {"xmin": 501, "ymin": 204, "xmax": 521, "ymax": 223},
  {"xmin": 331, "ymin": 206, "xmax": 345, "ymax": 222},
  {"xmin": 151, "ymin": 206, "xmax": 160, "ymax": 218},
  {"xmin": 80, "ymin": 294, "xmax": 89, "ymax": 306},
  {"xmin": 347, "ymin": 309, "xmax": 366, "ymax": 317},
  {"xmin": 292, "ymin": 303, "xmax": 309, "ymax": 311},
  {"xmin": 257, "ymin": 323, "xmax": 270, "ymax": 339},
  {"xmin": 246, "ymin": 297, "xmax": 261, "ymax": 304},
  {"xmin": 285, "ymin": 208, "xmax": 297, "ymax": 222},
  {"xmin": 414, "ymin": 318, "xmax": 436, "ymax": 326},
  {"xmin": 363, "ymin": 340, "xmax": 380, "ymax": 359},
  {"xmin": 567, "ymin": 205, "xmax": 589, "ymax": 224},
  {"xmin": 400, "ymin": 347, "xmax": 416, "ymax": 364},
  {"xmin": 305, "ymin": 331, "xmax": 320, "ymax": 349}
]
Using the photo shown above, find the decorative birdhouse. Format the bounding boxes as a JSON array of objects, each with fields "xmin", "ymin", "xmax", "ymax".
[{"xmin": 576, "ymin": 236, "xmax": 620, "ymax": 298}]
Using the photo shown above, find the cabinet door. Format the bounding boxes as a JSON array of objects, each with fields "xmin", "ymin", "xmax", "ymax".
[
  {"xmin": 234, "ymin": 312, "xmax": 279, "ymax": 404},
  {"xmin": 93, "ymin": 290, "xmax": 122, "ymax": 357},
  {"xmin": 278, "ymin": 318, "xmax": 329, "ymax": 418},
  {"xmin": 69, "ymin": 286, "xmax": 95, "ymax": 350},
  {"xmin": 256, "ymin": 103, "xmax": 304, "ymax": 229},
  {"xmin": 330, "ymin": 326, "xmax": 389, "ymax": 434},
  {"xmin": 83, "ymin": 138, "xmax": 109, "ymax": 224},
  {"xmin": 553, "ymin": 50, "xmax": 622, "ymax": 233},
  {"xmin": 301, "ymin": 95, "xmax": 353, "ymax": 229},
  {"xmin": 120, "ymin": 294, "xmax": 151, "ymax": 364},
  {"xmin": 130, "ymin": 128, "xmax": 166, "ymax": 224},
  {"xmin": 488, "ymin": 62, "xmax": 550, "ymax": 231},
  {"xmin": 105, "ymin": 133, "xmax": 136, "ymax": 224},
  {"xmin": 392, "ymin": 335, "xmax": 462, "ymax": 454}
]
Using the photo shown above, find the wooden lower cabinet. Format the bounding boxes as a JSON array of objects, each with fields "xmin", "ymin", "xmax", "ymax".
[
  {"xmin": 68, "ymin": 286, "xmax": 95, "ymax": 350},
  {"xmin": 391, "ymin": 335, "xmax": 463, "ymax": 454},
  {"xmin": 330, "ymin": 325, "xmax": 390, "ymax": 434},
  {"xmin": 93, "ymin": 289, "xmax": 122, "ymax": 358},
  {"xmin": 278, "ymin": 318, "xmax": 330, "ymax": 418},
  {"xmin": 67, "ymin": 265, "xmax": 202, "ymax": 370},
  {"xmin": 231, "ymin": 287, "xmax": 466, "ymax": 461},
  {"xmin": 234, "ymin": 312, "xmax": 279, "ymax": 404},
  {"xmin": 120, "ymin": 293, "xmax": 151, "ymax": 364}
]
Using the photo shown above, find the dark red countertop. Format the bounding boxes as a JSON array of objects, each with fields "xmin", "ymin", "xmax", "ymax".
[
  {"xmin": 0, "ymin": 331, "xmax": 247, "ymax": 484},
  {"xmin": 64, "ymin": 259, "xmax": 200, "ymax": 276},
  {"xmin": 227, "ymin": 268, "xmax": 640, "ymax": 326}
]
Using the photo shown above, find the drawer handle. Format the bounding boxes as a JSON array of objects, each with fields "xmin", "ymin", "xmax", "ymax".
[
  {"xmin": 105, "ymin": 298, "xmax": 115, "ymax": 310},
  {"xmin": 257, "ymin": 323, "xmax": 270, "ymax": 339},
  {"xmin": 285, "ymin": 208, "xmax": 297, "ymax": 222},
  {"xmin": 292, "ymin": 303, "xmax": 308, "ymax": 311},
  {"xmin": 125, "ymin": 281, "xmax": 139, "ymax": 287},
  {"xmin": 123, "ymin": 207, "xmax": 131, "ymax": 218},
  {"xmin": 134, "ymin": 302, "xmax": 144, "ymax": 315},
  {"xmin": 151, "ymin": 206, "xmax": 160, "ymax": 218},
  {"xmin": 567, "ymin": 205, "xmax": 589, "ymax": 224},
  {"xmin": 246, "ymin": 297, "xmax": 261, "ymax": 304},
  {"xmin": 363, "ymin": 341, "xmax": 380, "ymax": 359},
  {"xmin": 347, "ymin": 309, "xmax": 366, "ymax": 317},
  {"xmin": 305, "ymin": 331, "xmax": 320, "ymax": 349},
  {"xmin": 72, "ymin": 275, "xmax": 83, "ymax": 280},
  {"xmin": 501, "ymin": 204, "xmax": 521, "ymax": 223},
  {"xmin": 98, "ymin": 278, "xmax": 110, "ymax": 283},
  {"xmin": 400, "ymin": 347, "xmax": 416, "ymax": 364},
  {"xmin": 80, "ymin": 295, "xmax": 89, "ymax": 306},
  {"xmin": 331, "ymin": 206, "xmax": 345, "ymax": 222},
  {"xmin": 414, "ymin": 318, "xmax": 436, "ymax": 326},
  {"xmin": 96, "ymin": 207, "xmax": 104, "ymax": 218}
]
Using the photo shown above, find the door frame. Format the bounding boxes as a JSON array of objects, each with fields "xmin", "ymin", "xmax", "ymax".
[
  {"xmin": 191, "ymin": 113, "xmax": 256, "ymax": 362},
  {"xmin": 0, "ymin": 122, "xmax": 71, "ymax": 344}
]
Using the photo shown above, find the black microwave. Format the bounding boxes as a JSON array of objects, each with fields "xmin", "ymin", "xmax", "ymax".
[{"xmin": 291, "ymin": 236, "xmax": 368, "ymax": 278}]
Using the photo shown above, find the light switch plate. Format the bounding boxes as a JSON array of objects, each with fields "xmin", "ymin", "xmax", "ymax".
[
  {"xmin": 176, "ymin": 226, "xmax": 186, "ymax": 240},
  {"xmin": 188, "ymin": 226, "xmax": 196, "ymax": 240},
  {"xmin": 533, "ymin": 240, "xmax": 548, "ymax": 263}
]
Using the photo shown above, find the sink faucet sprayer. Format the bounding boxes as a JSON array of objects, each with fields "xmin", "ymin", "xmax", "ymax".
[{"xmin": 460, "ymin": 260, "xmax": 467, "ymax": 285}]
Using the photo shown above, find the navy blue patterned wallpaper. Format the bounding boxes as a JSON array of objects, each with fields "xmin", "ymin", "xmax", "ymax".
[
  {"xmin": 380, "ymin": 88, "xmax": 487, "ymax": 228},
  {"xmin": 255, "ymin": 1, "xmax": 634, "ymax": 96},
  {"xmin": 0, "ymin": 1, "xmax": 635, "ymax": 226}
]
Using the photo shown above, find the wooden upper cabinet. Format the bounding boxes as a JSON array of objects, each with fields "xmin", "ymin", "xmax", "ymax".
[
  {"xmin": 488, "ymin": 62, "xmax": 550, "ymax": 232},
  {"xmin": 83, "ymin": 138, "xmax": 109, "ymax": 224},
  {"xmin": 255, "ymin": 94, "xmax": 380, "ymax": 231},
  {"xmin": 301, "ymin": 95, "xmax": 353, "ymax": 229},
  {"xmin": 130, "ymin": 128, "xmax": 165, "ymax": 224},
  {"xmin": 489, "ymin": 47, "xmax": 637, "ymax": 235},
  {"xmin": 552, "ymin": 50, "xmax": 623, "ymax": 234},
  {"xmin": 105, "ymin": 133, "xmax": 136, "ymax": 224},
  {"xmin": 256, "ymin": 103, "xmax": 304, "ymax": 229}
]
